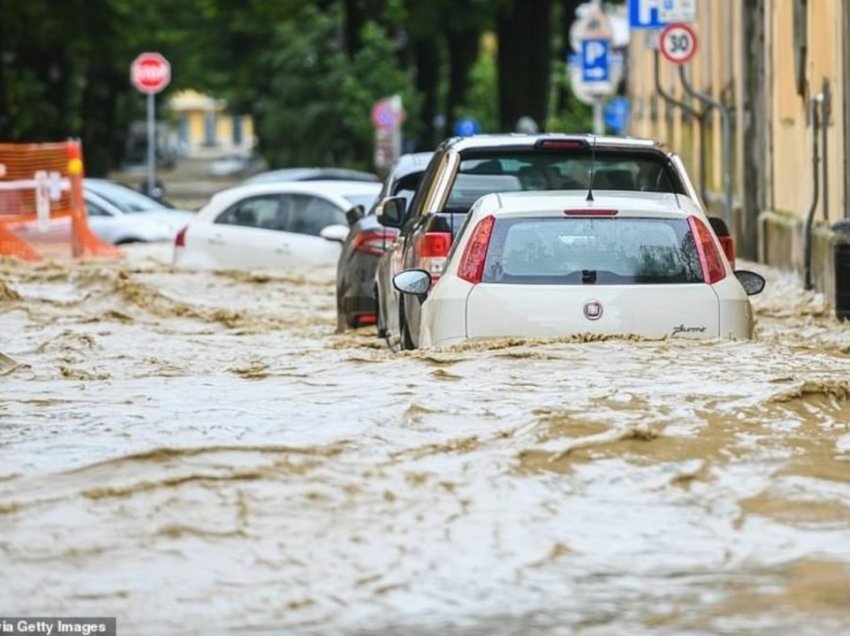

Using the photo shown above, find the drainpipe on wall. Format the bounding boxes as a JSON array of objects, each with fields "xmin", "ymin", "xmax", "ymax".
[
  {"xmin": 653, "ymin": 50, "xmax": 706, "ymax": 201},
  {"xmin": 804, "ymin": 93, "xmax": 822, "ymax": 290},
  {"xmin": 678, "ymin": 65, "xmax": 734, "ymax": 232},
  {"xmin": 821, "ymin": 77, "xmax": 831, "ymax": 221}
]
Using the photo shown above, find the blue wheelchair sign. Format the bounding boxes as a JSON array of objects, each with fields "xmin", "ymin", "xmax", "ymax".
[{"xmin": 581, "ymin": 39, "xmax": 610, "ymax": 83}]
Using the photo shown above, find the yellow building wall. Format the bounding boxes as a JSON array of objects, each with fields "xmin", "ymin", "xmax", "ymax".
[
  {"xmin": 170, "ymin": 89, "xmax": 256, "ymax": 155},
  {"xmin": 769, "ymin": 0, "xmax": 845, "ymax": 222},
  {"xmin": 216, "ymin": 117, "xmax": 232, "ymax": 145},
  {"xmin": 188, "ymin": 111, "xmax": 206, "ymax": 146},
  {"xmin": 627, "ymin": 2, "xmax": 732, "ymax": 202},
  {"xmin": 628, "ymin": 0, "xmax": 846, "ymax": 225}
]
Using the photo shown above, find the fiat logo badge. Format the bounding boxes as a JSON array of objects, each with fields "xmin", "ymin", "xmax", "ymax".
[{"xmin": 583, "ymin": 300, "xmax": 603, "ymax": 321}]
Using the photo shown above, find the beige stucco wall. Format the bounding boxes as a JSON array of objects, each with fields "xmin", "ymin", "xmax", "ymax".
[
  {"xmin": 628, "ymin": 0, "xmax": 847, "ymax": 227},
  {"xmin": 768, "ymin": 0, "xmax": 845, "ymax": 224},
  {"xmin": 769, "ymin": 0, "xmax": 846, "ymax": 226},
  {"xmin": 627, "ymin": 0, "xmax": 742, "ymax": 206}
]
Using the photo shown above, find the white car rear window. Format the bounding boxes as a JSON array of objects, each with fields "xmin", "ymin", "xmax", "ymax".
[{"xmin": 481, "ymin": 217, "xmax": 704, "ymax": 284}]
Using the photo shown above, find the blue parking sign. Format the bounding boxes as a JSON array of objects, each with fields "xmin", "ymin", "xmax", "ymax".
[
  {"xmin": 629, "ymin": 0, "xmax": 696, "ymax": 30},
  {"xmin": 581, "ymin": 39, "xmax": 609, "ymax": 82}
]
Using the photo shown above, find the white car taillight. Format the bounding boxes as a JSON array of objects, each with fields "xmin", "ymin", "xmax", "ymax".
[
  {"xmin": 175, "ymin": 225, "xmax": 188, "ymax": 248},
  {"xmin": 416, "ymin": 231, "xmax": 452, "ymax": 281},
  {"xmin": 457, "ymin": 215, "xmax": 495, "ymax": 284}
]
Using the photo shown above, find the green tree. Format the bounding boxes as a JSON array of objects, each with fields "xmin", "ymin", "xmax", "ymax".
[
  {"xmin": 255, "ymin": 7, "xmax": 419, "ymax": 169},
  {"xmin": 0, "ymin": 0, "xmax": 231, "ymax": 174}
]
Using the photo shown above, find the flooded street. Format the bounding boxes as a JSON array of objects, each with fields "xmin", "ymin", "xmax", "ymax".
[{"xmin": 2, "ymin": 246, "xmax": 850, "ymax": 635}]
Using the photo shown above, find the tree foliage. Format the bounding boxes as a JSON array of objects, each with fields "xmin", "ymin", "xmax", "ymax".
[
  {"xmin": 256, "ymin": 7, "xmax": 419, "ymax": 169},
  {"xmin": 0, "ymin": 0, "xmax": 595, "ymax": 174}
]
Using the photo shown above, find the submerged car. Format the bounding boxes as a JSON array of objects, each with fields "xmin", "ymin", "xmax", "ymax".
[
  {"xmin": 9, "ymin": 179, "xmax": 194, "ymax": 246},
  {"xmin": 393, "ymin": 191, "xmax": 765, "ymax": 348},
  {"xmin": 84, "ymin": 179, "xmax": 194, "ymax": 243},
  {"xmin": 336, "ymin": 152, "xmax": 433, "ymax": 332},
  {"xmin": 173, "ymin": 181, "xmax": 380, "ymax": 270},
  {"xmin": 375, "ymin": 134, "xmax": 735, "ymax": 349},
  {"xmin": 242, "ymin": 168, "xmax": 379, "ymax": 186}
]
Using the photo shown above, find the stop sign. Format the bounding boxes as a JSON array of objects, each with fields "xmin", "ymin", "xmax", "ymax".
[{"xmin": 130, "ymin": 52, "xmax": 171, "ymax": 94}]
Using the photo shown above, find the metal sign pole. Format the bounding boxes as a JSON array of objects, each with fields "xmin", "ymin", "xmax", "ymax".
[
  {"xmin": 678, "ymin": 64, "xmax": 733, "ymax": 229},
  {"xmin": 593, "ymin": 96, "xmax": 605, "ymax": 135},
  {"xmin": 147, "ymin": 92, "xmax": 156, "ymax": 197}
]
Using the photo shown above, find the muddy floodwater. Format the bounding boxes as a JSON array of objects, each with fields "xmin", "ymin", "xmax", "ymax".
[{"xmin": 2, "ymin": 245, "xmax": 850, "ymax": 635}]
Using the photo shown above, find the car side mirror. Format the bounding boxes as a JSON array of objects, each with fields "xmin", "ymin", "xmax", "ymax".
[
  {"xmin": 393, "ymin": 269, "xmax": 431, "ymax": 302},
  {"xmin": 377, "ymin": 196, "xmax": 406, "ymax": 229},
  {"xmin": 735, "ymin": 270, "xmax": 766, "ymax": 296},
  {"xmin": 345, "ymin": 205, "xmax": 365, "ymax": 226},
  {"xmin": 320, "ymin": 224, "xmax": 349, "ymax": 243}
]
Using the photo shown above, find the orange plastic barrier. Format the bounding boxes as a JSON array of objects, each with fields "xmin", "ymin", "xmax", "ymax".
[{"xmin": 0, "ymin": 140, "xmax": 121, "ymax": 261}]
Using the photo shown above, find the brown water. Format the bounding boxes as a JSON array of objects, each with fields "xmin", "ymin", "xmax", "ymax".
[{"xmin": 2, "ymin": 246, "xmax": 850, "ymax": 635}]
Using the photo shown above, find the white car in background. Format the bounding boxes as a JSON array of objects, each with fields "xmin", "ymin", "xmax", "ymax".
[
  {"xmin": 9, "ymin": 180, "xmax": 194, "ymax": 246},
  {"xmin": 84, "ymin": 179, "xmax": 195, "ymax": 244},
  {"xmin": 393, "ymin": 191, "xmax": 766, "ymax": 347},
  {"xmin": 173, "ymin": 181, "xmax": 381, "ymax": 270}
]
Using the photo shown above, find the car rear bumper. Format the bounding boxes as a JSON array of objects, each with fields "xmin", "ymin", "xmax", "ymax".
[
  {"xmin": 340, "ymin": 251, "xmax": 381, "ymax": 322},
  {"xmin": 341, "ymin": 295, "xmax": 376, "ymax": 316}
]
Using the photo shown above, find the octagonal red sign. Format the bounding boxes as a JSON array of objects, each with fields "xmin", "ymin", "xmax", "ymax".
[{"xmin": 130, "ymin": 52, "xmax": 171, "ymax": 94}]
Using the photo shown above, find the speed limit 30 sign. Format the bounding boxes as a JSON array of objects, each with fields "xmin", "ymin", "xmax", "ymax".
[{"xmin": 659, "ymin": 23, "xmax": 698, "ymax": 65}]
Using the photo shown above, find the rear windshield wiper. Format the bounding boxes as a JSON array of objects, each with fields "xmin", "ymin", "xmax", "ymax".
[{"xmin": 582, "ymin": 269, "xmax": 597, "ymax": 284}]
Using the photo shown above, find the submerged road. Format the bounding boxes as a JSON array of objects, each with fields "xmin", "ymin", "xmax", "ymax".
[{"xmin": 1, "ymin": 246, "xmax": 850, "ymax": 635}]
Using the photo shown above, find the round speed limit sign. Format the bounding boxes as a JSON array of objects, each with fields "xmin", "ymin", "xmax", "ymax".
[{"xmin": 659, "ymin": 23, "xmax": 698, "ymax": 65}]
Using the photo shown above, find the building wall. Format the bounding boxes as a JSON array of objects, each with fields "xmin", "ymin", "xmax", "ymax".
[
  {"xmin": 628, "ymin": 0, "xmax": 741, "ymax": 202},
  {"xmin": 169, "ymin": 90, "xmax": 256, "ymax": 158},
  {"xmin": 768, "ymin": 0, "xmax": 845, "ymax": 222},
  {"xmin": 627, "ymin": 0, "xmax": 849, "ymax": 294}
]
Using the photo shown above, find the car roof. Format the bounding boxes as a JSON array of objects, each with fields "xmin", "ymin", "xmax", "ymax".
[
  {"xmin": 480, "ymin": 190, "xmax": 702, "ymax": 219},
  {"xmin": 199, "ymin": 180, "xmax": 381, "ymax": 217},
  {"xmin": 394, "ymin": 152, "xmax": 434, "ymax": 170},
  {"xmin": 242, "ymin": 167, "xmax": 379, "ymax": 185},
  {"xmin": 84, "ymin": 178, "xmax": 137, "ymax": 192},
  {"xmin": 388, "ymin": 152, "xmax": 434, "ymax": 182},
  {"xmin": 215, "ymin": 180, "xmax": 381, "ymax": 198},
  {"xmin": 440, "ymin": 133, "xmax": 664, "ymax": 154}
]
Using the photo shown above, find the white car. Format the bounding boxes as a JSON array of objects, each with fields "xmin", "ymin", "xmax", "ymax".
[
  {"xmin": 393, "ymin": 191, "xmax": 766, "ymax": 347},
  {"xmin": 84, "ymin": 180, "xmax": 195, "ymax": 244},
  {"xmin": 8, "ymin": 180, "xmax": 194, "ymax": 246},
  {"xmin": 173, "ymin": 181, "xmax": 381, "ymax": 270}
]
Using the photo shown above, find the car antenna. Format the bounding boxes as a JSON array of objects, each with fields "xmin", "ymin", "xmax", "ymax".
[{"xmin": 586, "ymin": 135, "xmax": 596, "ymax": 202}]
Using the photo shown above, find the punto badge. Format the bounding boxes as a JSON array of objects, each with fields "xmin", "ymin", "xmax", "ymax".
[{"xmin": 583, "ymin": 300, "xmax": 603, "ymax": 321}]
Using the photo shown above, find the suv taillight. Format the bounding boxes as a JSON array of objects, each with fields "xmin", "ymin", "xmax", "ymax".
[
  {"xmin": 352, "ymin": 229, "xmax": 396, "ymax": 256},
  {"xmin": 417, "ymin": 231, "xmax": 452, "ymax": 279},
  {"xmin": 457, "ymin": 215, "xmax": 495, "ymax": 284},
  {"xmin": 689, "ymin": 216, "xmax": 727, "ymax": 284},
  {"xmin": 175, "ymin": 225, "xmax": 188, "ymax": 248},
  {"xmin": 718, "ymin": 235, "xmax": 736, "ymax": 269}
]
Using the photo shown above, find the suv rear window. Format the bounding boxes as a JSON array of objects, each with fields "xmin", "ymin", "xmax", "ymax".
[
  {"xmin": 444, "ymin": 151, "xmax": 680, "ymax": 214},
  {"xmin": 481, "ymin": 216, "xmax": 703, "ymax": 285}
]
